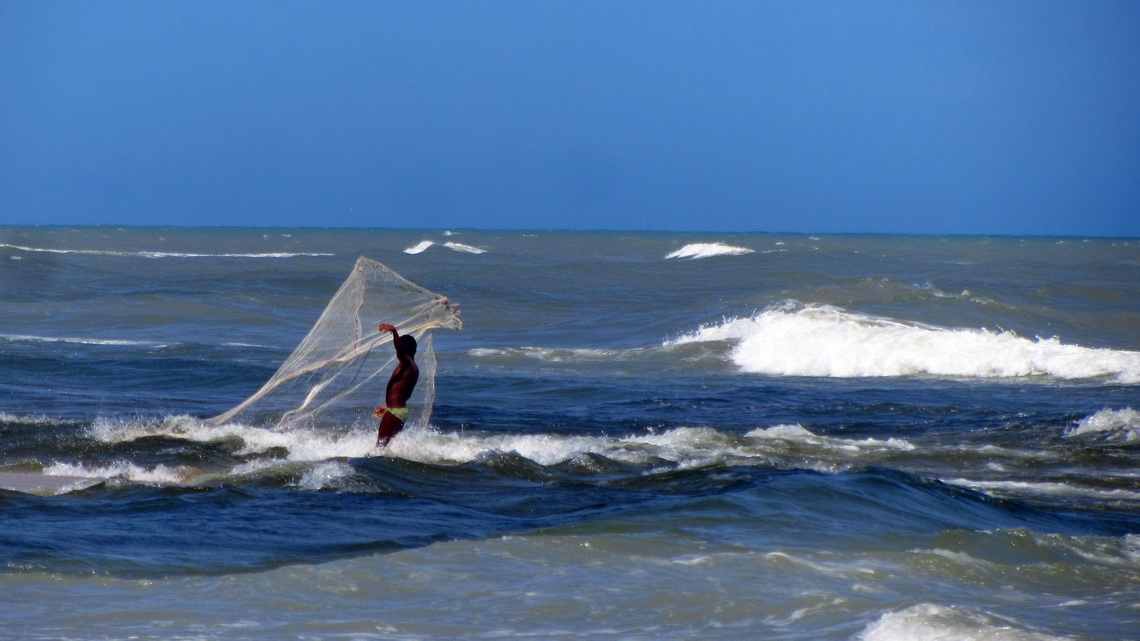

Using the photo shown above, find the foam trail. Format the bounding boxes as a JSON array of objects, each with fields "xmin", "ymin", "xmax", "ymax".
[
  {"xmin": 0, "ymin": 243, "xmax": 332, "ymax": 258},
  {"xmin": 669, "ymin": 303, "xmax": 1140, "ymax": 383},
  {"xmin": 0, "ymin": 333, "xmax": 170, "ymax": 348},
  {"xmin": 665, "ymin": 242, "xmax": 754, "ymax": 260}
]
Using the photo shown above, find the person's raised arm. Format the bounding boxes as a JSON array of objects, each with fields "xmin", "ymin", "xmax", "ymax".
[{"xmin": 379, "ymin": 323, "xmax": 414, "ymax": 365}]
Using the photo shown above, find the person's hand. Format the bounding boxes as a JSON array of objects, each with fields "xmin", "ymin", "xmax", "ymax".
[
  {"xmin": 378, "ymin": 323, "xmax": 397, "ymax": 333},
  {"xmin": 374, "ymin": 406, "xmax": 386, "ymax": 418}
]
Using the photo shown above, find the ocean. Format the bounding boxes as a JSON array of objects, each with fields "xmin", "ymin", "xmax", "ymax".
[{"xmin": 0, "ymin": 226, "xmax": 1137, "ymax": 641}]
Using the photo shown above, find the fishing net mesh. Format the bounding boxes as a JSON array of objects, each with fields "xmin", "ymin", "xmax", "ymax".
[{"xmin": 209, "ymin": 257, "xmax": 461, "ymax": 429}]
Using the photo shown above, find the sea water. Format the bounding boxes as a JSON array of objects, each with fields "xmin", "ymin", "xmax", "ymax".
[{"xmin": 0, "ymin": 227, "xmax": 1137, "ymax": 640}]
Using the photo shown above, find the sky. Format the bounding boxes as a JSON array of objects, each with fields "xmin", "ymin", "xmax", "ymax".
[{"xmin": 2, "ymin": 1, "xmax": 1138, "ymax": 236}]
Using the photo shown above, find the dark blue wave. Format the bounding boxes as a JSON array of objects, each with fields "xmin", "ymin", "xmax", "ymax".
[{"xmin": 1, "ymin": 459, "xmax": 1130, "ymax": 577}]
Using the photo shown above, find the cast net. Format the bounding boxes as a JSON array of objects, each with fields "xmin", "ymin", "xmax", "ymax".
[{"xmin": 209, "ymin": 257, "xmax": 461, "ymax": 429}]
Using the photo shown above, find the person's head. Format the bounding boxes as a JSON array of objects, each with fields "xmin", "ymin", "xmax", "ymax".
[{"xmin": 401, "ymin": 334, "xmax": 417, "ymax": 356}]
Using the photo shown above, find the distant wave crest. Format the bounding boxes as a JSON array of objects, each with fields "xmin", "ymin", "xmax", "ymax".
[
  {"xmin": 665, "ymin": 242, "xmax": 754, "ymax": 260},
  {"xmin": 668, "ymin": 302, "xmax": 1140, "ymax": 383},
  {"xmin": 404, "ymin": 240, "xmax": 487, "ymax": 255}
]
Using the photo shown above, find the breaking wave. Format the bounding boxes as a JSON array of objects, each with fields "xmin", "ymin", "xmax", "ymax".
[
  {"xmin": 668, "ymin": 303, "xmax": 1140, "ymax": 383},
  {"xmin": 62, "ymin": 415, "xmax": 920, "ymax": 487}
]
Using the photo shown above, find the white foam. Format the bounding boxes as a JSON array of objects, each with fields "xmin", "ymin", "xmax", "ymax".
[
  {"xmin": 859, "ymin": 603, "xmax": 1070, "ymax": 641},
  {"xmin": 0, "ymin": 243, "xmax": 332, "ymax": 258},
  {"xmin": 668, "ymin": 302, "xmax": 1140, "ymax": 383},
  {"xmin": 1065, "ymin": 407, "xmax": 1140, "ymax": 442},
  {"xmin": 78, "ymin": 416, "xmax": 897, "ymax": 480},
  {"xmin": 665, "ymin": 242, "xmax": 754, "ymax": 260},
  {"xmin": 403, "ymin": 240, "xmax": 486, "ymax": 255}
]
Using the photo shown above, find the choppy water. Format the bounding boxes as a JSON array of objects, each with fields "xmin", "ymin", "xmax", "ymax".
[{"xmin": 1, "ymin": 227, "xmax": 1138, "ymax": 640}]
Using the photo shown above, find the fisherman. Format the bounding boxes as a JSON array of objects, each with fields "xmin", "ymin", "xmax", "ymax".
[{"xmin": 373, "ymin": 323, "xmax": 419, "ymax": 446}]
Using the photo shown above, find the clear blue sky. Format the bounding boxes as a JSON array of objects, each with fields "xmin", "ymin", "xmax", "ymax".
[{"xmin": 2, "ymin": 1, "xmax": 1138, "ymax": 236}]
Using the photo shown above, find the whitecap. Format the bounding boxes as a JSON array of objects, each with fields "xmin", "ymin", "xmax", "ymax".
[
  {"xmin": 1064, "ymin": 407, "xmax": 1140, "ymax": 442},
  {"xmin": 404, "ymin": 240, "xmax": 486, "ymax": 255},
  {"xmin": 403, "ymin": 240, "xmax": 435, "ymax": 254},
  {"xmin": 665, "ymin": 242, "xmax": 754, "ymax": 260}
]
